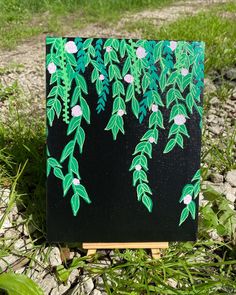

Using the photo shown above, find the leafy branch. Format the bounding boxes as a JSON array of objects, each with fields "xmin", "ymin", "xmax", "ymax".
[
  {"xmin": 179, "ymin": 169, "xmax": 201, "ymax": 226},
  {"xmin": 104, "ymin": 39, "xmax": 126, "ymax": 140}
]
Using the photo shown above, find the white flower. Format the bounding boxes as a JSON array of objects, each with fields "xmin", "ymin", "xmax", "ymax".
[
  {"xmin": 117, "ymin": 109, "xmax": 125, "ymax": 116},
  {"xmin": 135, "ymin": 164, "xmax": 142, "ymax": 171},
  {"xmin": 151, "ymin": 104, "xmax": 158, "ymax": 112},
  {"xmin": 181, "ymin": 68, "xmax": 189, "ymax": 76},
  {"xmin": 148, "ymin": 137, "xmax": 155, "ymax": 143},
  {"xmin": 65, "ymin": 41, "xmax": 78, "ymax": 54},
  {"xmin": 47, "ymin": 62, "xmax": 56, "ymax": 74},
  {"xmin": 73, "ymin": 178, "xmax": 80, "ymax": 186},
  {"xmin": 71, "ymin": 105, "xmax": 83, "ymax": 117},
  {"xmin": 174, "ymin": 114, "xmax": 186, "ymax": 125}
]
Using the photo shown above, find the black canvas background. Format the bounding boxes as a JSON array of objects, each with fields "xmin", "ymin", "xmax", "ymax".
[{"xmin": 46, "ymin": 38, "xmax": 202, "ymax": 243}]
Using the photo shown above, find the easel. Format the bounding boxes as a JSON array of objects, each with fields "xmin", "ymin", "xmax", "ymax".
[{"xmin": 83, "ymin": 242, "xmax": 169, "ymax": 259}]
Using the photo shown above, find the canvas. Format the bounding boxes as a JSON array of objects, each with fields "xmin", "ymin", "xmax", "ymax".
[{"xmin": 46, "ymin": 37, "xmax": 204, "ymax": 243}]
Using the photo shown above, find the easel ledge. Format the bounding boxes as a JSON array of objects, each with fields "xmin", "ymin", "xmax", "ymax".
[{"xmin": 82, "ymin": 242, "xmax": 169, "ymax": 259}]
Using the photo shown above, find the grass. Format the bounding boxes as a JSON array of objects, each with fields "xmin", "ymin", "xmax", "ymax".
[
  {"xmin": 125, "ymin": 2, "xmax": 236, "ymax": 74},
  {"xmin": 0, "ymin": 0, "xmax": 176, "ymax": 49},
  {"xmin": 0, "ymin": 0, "xmax": 236, "ymax": 294}
]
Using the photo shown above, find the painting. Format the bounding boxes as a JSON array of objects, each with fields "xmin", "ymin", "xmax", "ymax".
[{"xmin": 46, "ymin": 37, "xmax": 204, "ymax": 243}]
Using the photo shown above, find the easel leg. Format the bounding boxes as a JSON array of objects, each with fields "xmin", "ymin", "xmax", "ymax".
[
  {"xmin": 87, "ymin": 249, "xmax": 96, "ymax": 256},
  {"xmin": 151, "ymin": 248, "xmax": 161, "ymax": 259}
]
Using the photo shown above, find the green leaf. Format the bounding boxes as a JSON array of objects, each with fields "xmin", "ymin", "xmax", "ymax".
[
  {"xmin": 180, "ymin": 184, "xmax": 194, "ymax": 202},
  {"xmin": 156, "ymin": 110, "xmax": 164, "ymax": 128},
  {"xmin": 71, "ymin": 194, "xmax": 80, "ymax": 216},
  {"xmin": 63, "ymin": 173, "xmax": 73, "ymax": 196},
  {"xmin": 163, "ymin": 139, "xmax": 176, "ymax": 154},
  {"xmin": 54, "ymin": 99, "xmax": 62, "ymax": 118},
  {"xmin": 48, "ymin": 157, "xmax": 62, "ymax": 168},
  {"xmin": 159, "ymin": 72, "xmax": 166, "ymax": 92},
  {"xmin": 113, "ymin": 97, "xmax": 126, "ymax": 114},
  {"xmin": 131, "ymin": 97, "xmax": 139, "ymax": 119},
  {"xmin": 168, "ymin": 124, "xmax": 179, "ymax": 138},
  {"xmin": 47, "ymin": 108, "xmax": 55, "ymax": 127},
  {"xmin": 153, "ymin": 42, "xmax": 162, "ymax": 62},
  {"xmin": 186, "ymin": 93, "xmax": 194, "ymax": 113},
  {"xmin": 69, "ymin": 156, "xmax": 80, "ymax": 177},
  {"xmin": 71, "ymin": 86, "xmax": 80, "ymax": 107},
  {"xmin": 0, "ymin": 273, "xmax": 44, "ymax": 295},
  {"xmin": 60, "ymin": 140, "xmax": 74, "ymax": 162},
  {"xmin": 76, "ymin": 74, "xmax": 88, "ymax": 94},
  {"xmin": 192, "ymin": 169, "xmax": 201, "ymax": 181},
  {"xmin": 129, "ymin": 155, "xmax": 148, "ymax": 171},
  {"xmin": 179, "ymin": 124, "xmax": 190, "ymax": 138},
  {"xmin": 48, "ymin": 86, "xmax": 57, "ymax": 98},
  {"xmin": 54, "ymin": 167, "xmax": 64, "ymax": 180},
  {"xmin": 142, "ymin": 74, "xmax": 150, "ymax": 93},
  {"xmin": 75, "ymin": 184, "xmax": 91, "ymax": 204},
  {"xmin": 67, "ymin": 117, "xmax": 81, "ymax": 135},
  {"xmin": 166, "ymin": 89, "xmax": 176, "ymax": 108},
  {"xmin": 187, "ymin": 201, "xmax": 196, "ymax": 219},
  {"xmin": 133, "ymin": 170, "xmax": 148, "ymax": 186},
  {"xmin": 120, "ymin": 39, "xmax": 126, "ymax": 57},
  {"xmin": 76, "ymin": 127, "xmax": 85, "ymax": 153},
  {"xmin": 91, "ymin": 68, "xmax": 99, "ymax": 83},
  {"xmin": 142, "ymin": 194, "xmax": 153, "ymax": 212},
  {"xmin": 80, "ymin": 97, "xmax": 90, "ymax": 123},
  {"xmin": 141, "ymin": 129, "xmax": 158, "ymax": 142},
  {"xmin": 193, "ymin": 181, "xmax": 200, "ymax": 198},
  {"xmin": 137, "ymin": 183, "xmax": 152, "ymax": 201},
  {"xmin": 179, "ymin": 207, "xmax": 190, "ymax": 226},
  {"xmin": 105, "ymin": 115, "xmax": 116, "ymax": 130},
  {"xmin": 125, "ymin": 84, "xmax": 134, "ymax": 102},
  {"xmin": 133, "ymin": 142, "xmax": 152, "ymax": 158},
  {"xmin": 176, "ymin": 133, "xmax": 183, "ymax": 148},
  {"xmin": 167, "ymin": 71, "xmax": 178, "ymax": 85},
  {"xmin": 122, "ymin": 57, "xmax": 131, "ymax": 76}
]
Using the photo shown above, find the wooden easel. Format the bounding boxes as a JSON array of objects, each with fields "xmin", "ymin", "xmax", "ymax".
[{"xmin": 83, "ymin": 242, "xmax": 169, "ymax": 259}]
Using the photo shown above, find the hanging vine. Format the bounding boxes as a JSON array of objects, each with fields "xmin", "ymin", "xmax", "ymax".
[{"xmin": 46, "ymin": 37, "xmax": 204, "ymax": 219}]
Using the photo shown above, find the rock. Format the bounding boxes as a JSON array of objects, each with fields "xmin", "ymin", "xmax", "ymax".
[
  {"xmin": 0, "ymin": 254, "xmax": 19, "ymax": 272},
  {"xmin": 167, "ymin": 278, "xmax": 177, "ymax": 288},
  {"xmin": 83, "ymin": 277, "xmax": 94, "ymax": 294},
  {"xmin": 51, "ymin": 283, "xmax": 71, "ymax": 295},
  {"xmin": 68, "ymin": 268, "xmax": 80, "ymax": 284},
  {"xmin": 0, "ymin": 217, "xmax": 12, "ymax": 235},
  {"xmin": 209, "ymin": 173, "xmax": 223, "ymax": 183},
  {"xmin": 37, "ymin": 274, "xmax": 57, "ymax": 294},
  {"xmin": 226, "ymin": 170, "xmax": 236, "ymax": 187},
  {"xmin": 209, "ymin": 96, "xmax": 220, "ymax": 105},
  {"xmin": 225, "ymin": 68, "xmax": 236, "ymax": 81},
  {"xmin": 49, "ymin": 247, "xmax": 62, "ymax": 267},
  {"xmin": 95, "ymin": 276, "xmax": 104, "ymax": 291},
  {"xmin": 91, "ymin": 290, "xmax": 102, "ymax": 295},
  {"xmin": 208, "ymin": 229, "xmax": 223, "ymax": 242},
  {"xmin": 208, "ymin": 125, "xmax": 221, "ymax": 135},
  {"xmin": 232, "ymin": 88, "xmax": 236, "ymax": 99},
  {"xmin": 204, "ymin": 78, "xmax": 216, "ymax": 94},
  {"xmin": 225, "ymin": 192, "xmax": 236, "ymax": 204}
]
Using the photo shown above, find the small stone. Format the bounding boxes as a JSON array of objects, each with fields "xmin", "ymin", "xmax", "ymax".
[
  {"xmin": 209, "ymin": 173, "xmax": 223, "ymax": 183},
  {"xmin": 225, "ymin": 68, "xmax": 236, "ymax": 81},
  {"xmin": 167, "ymin": 278, "xmax": 177, "ymax": 288},
  {"xmin": 209, "ymin": 96, "xmax": 220, "ymax": 105},
  {"xmin": 69, "ymin": 268, "xmax": 80, "ymax": 283},
  {"xmin": 51, "ymin": 283, "xmax": 71, "ymax": 295},
  {"xmin": 49, "ymin": 247, "xmax": 62, "ymax": 267},
  {"xmin": 83, "ymin": 277, "xmax": 94, "ymax": 294},
  {"xmin": 204, "ymin": 78, "xmax": 216, "ymax": 94},
  {"xmin": 226, "ymin": 170, "xmax": 236, "ymax": 187},
  {"xmin": 208, "ymin": 229, "xmax": 223, "ymax": 241},
  {"xmin": 37, "ymin": 274, "xmax": 57, "ymax": 294},
  {"xmin": 208, "ymin": 126, "xmax": 221, "ymax": 135},
  {"xmin": 91, "ymin": 290, "xmax": 102, "ymax": 295},
  {"xmin": 232, "ymin": 88, "xmax": 236, "ymax": 99},
  {"xmin": 226, "ymin": 192, "xmax": 236, "ymax": 203}
]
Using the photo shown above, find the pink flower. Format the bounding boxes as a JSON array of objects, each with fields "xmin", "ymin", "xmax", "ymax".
[
  {"xmin": 124, "ymin": 74, "xmax": 134, "ymax": 84},
  {"xmin": 181, "ymin": 68, "xmax": 189, "ymax": 76},
  {"xmin": 73, "ymin": 178, "xmax": 80, "ymax": 186},
  {"xmin": 174, "ymin": 114, "xmax": 186, "ymax": 125},
  {"xmin": 117, "ymin": 109, "xmax": 125, "ymax": 116},
  {"xmin": 151, "ymin": 104, "xmax": 158, "ymax": 112},
  {"xmin": 169, "ymin": 41, "xmax": 177, "ymax": 51},
  {"xmin": 183, "ymin": 194, "xmax": 192, "ymax": 205},
  {"xmin": 149, "ymin": 137, "xmax": 155, "ymax": 143},
  {"xmin": 135, "ymin": 164, "xmax": 142, "ymax": 171},
  {"xmin": 136, "ymin": 47, "xmax": 147, "ymax": 59},
  {"xmin": 99, "ymin": 74, "xmax": 105, "ymax": 80},
  {"xmin": 71, "ymin": 105, "xmax": 82, "ymax": 117},
  {"xmin": 65, "ymin": 41, "xmax": 78, "ymax": 54},
  {"xmin": 106, "ymin": 46, "xmax": 112, "ymax": 52},
  {"xmin": 47, "ymin": 62, "xmax": 56, "ymax": 74}
]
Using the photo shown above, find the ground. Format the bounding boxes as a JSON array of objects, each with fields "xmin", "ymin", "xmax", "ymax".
[{"xmin": 0, "ymin": 0, "xmax": 235, "ymax": 294}]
